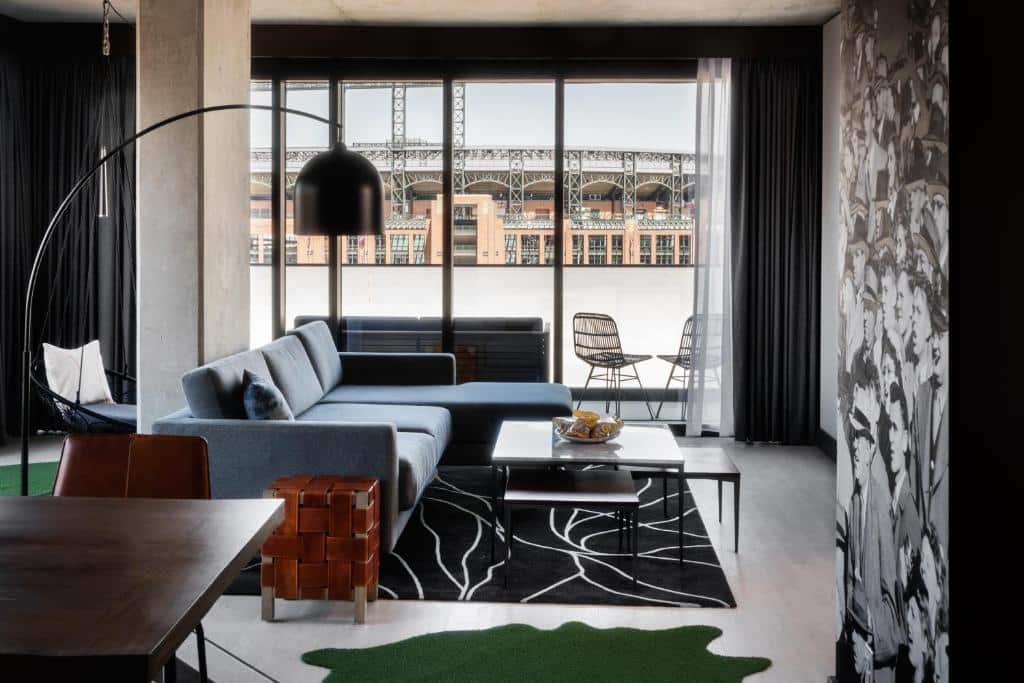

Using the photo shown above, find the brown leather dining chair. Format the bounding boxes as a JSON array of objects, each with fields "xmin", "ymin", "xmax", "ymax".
[{"xmin": 53, "ymin": 433, "xmax": 212, "ymax": 683}]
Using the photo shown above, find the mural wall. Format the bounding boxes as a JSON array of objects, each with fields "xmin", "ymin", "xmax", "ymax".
[{"xmin": 835, "ymin": 0, "xmax": 949, "ymax": 680}]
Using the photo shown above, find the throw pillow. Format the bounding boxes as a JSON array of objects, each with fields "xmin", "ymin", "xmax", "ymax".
[
  {"xmin": 242, "ymin": 370, "xmax": 295, "ymax": 420},
  {"xmin": 42, "ymin": 340, "xmax": 114, "ymax": 405}
]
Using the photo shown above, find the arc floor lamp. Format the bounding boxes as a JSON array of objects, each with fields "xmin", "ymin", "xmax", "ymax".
[{"xmin": 19, "ymin": 102, "xmax": 384, "ymax": 496}]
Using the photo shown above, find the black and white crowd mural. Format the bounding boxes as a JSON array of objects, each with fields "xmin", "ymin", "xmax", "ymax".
[{"xmin": 836, "ymin": 0, "xmax": 949, "ymax": 681}]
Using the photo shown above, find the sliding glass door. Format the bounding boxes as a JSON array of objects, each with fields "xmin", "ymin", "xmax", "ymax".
[
  {"xmin": 451, "ymin": 81, "xmax": 555, "ymax": 381},
  {"xmin": 248, "ymin": 75, "xmax": 698, "ymax": 417},
  {"xmin": 340, "ymin": 82, "xmax": 444, "ymax": 352},
  {"xmin": 284, "ymin": 81, "xmax": 331, "ymax": 329},
  {"xmin": 563, "ymin": 82, "xmax": 697, "ymax": 416},
  {"xmin": 249, "ymin": 80, "xmax": 273, "ymax": 348}
]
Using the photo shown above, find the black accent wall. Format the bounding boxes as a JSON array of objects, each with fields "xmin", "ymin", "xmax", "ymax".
[{"xmin": 0, "ymin": 17, "xmax": 136, "ymax": 442}]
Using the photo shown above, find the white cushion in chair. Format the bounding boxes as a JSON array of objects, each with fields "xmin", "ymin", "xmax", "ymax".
[{"xmin": 42, "ymin": 340, "xmax": 114, "ymax": 405}]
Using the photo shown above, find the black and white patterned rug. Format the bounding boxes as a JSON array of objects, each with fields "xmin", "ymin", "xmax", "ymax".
[{"xmin": 230, "ymin": 466, "xmax": 735, "ymax": 608}]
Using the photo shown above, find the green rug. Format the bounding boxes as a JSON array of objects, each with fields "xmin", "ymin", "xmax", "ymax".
[
  {"xmin": 0, "ymin": 461, "xmax": 58, "ymax": 496},
  {"xmin": 302, "ymin": 622, "xmax": 771, "ymax": 682}
]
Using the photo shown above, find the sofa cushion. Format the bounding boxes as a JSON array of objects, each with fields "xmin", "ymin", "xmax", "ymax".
[
  {"xmin": 181, "ymin": 349, "xmax": 273, "ymax": 419},
  {"xmin": 289, "ymin": 321, "xmax": 343, "ymax": 391},
  {"xmin": 242, "ymin": 370, "xmax": 295, "ymax": 421},
  {"xmin": 395, "ymin": 432, "xmax": 440, "ymax": 510},
  {"xmin": 297, "ymin": 402, "xmax": 452, "ymax": 456},
  {"xmin": 319, "ymin": 382, "xmax": 573, "ymax": 445},
  {"xmin": 260, "ymin": 336, "xmax": 324, "ymax": 416}
]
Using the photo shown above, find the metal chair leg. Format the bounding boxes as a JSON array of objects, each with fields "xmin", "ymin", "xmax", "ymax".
[
  {"xmin": 195, "ymin": 622, "xmax": 208, "ymax": 683},
  {"xmin": 577, "ymin": 365, "xmax": 595, "ymax": 410},
  {"xmin": 633, "ymin": 364, "xmax": 656, "ymax": 419},
  {"xmin": 605, "ymin": 369, "xmax": 612, "ymax": 413},
  {"xmin": 656, "ymin": 364, "xmax": 677, "ymax": 419}
]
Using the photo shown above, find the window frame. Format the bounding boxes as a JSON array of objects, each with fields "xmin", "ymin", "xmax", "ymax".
[{"xmin": 251, "ymin": 67, "xmax": 697, "ymax": 383}]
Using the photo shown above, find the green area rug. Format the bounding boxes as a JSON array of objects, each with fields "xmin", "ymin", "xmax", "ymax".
[
  {"xmin": 302, "ymin": 622, "xmax": 771, "ymax": 682},
  {"xmin": 0, "ymin": 461, "xmax": 57, "ymax": 496}
]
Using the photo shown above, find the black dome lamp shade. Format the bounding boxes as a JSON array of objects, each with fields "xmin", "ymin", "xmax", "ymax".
[{"xmin": 294, "ymin": 142, "xmax": 384, "ymax": 236}]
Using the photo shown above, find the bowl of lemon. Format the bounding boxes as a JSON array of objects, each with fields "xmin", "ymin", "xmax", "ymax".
[{"xmin": 552, "ymin": 410, "xmax": 624, "ymax": 444}]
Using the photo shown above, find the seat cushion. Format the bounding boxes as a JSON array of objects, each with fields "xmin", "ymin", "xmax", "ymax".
[
  {"xmin": 319, "ymin": 382, "xmax": 573, "ymax": 445},
  {"xmin": 297, "ymin": 402, "xmax": 452, "ymax": 456},
  {"xmin": 181, "ymin": 349, "xmax": 272, "ymax": 419},
  {"xmin": 260, "ymin": 336, "xmax": 324, "ymax": 416},
  {"xmin": 289, "ymin": 321, "xmax": 343, "ymax": 391},
  {"xmin": 395, "ymin": 432, "xmax": 440, "ymax": 510}
]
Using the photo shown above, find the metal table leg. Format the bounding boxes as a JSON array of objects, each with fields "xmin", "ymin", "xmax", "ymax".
[
  {"xmin": 734, "ymin": 476, "xmax": 740, "ymax": 553},
  {"xmin": 631, "ymin": 507, "xmax": 638, "ymax": 590},
  {"xmin": 677, "ymin": 466, "xmax": 685, "ymax": 566},
  {"xmin": 490, "ymin": 465, "xmax": 499, "ymax": 563}
]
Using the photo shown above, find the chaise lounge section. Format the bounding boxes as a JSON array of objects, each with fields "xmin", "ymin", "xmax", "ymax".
[{"xmin": 153, "ymin": 321, "xmax": 572, "ymax": 552}]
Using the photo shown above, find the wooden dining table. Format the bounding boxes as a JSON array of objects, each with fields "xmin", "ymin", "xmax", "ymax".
[{"xmin": 0, "ymin": 496, "xmax": 283, "ymax": 681}]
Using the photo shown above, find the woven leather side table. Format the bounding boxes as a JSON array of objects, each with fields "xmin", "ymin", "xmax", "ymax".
[{"xmin": 261, "ymin": 475, "xmax": 380, "ymax": 624}]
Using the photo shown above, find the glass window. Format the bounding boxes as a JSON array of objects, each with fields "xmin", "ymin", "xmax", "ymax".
[
  {"xmin": 679, "ymin": 234, "xmax": 691, "ymax": 266},
  {"xmin": 611, "ymin": 235, "xmax": 624, "ymax": 265},
  {"xmin": 564, "ymin": 82, "xmax": 696, "ymax": 395},
  {"xmin": 285, "ymin": 80, "xmax": 329, "ymax": 329},
  {"xmin": 521, "ymin": 234, "xmax": 540, "ymax": 265},
  {"xmin": 505, "ymin": 234, "xmax": 517, "ymax": 264},
  {"xmin": 413, "ymin": 234, "xmax": 426, "ymax": 264},
  {"xmin": 249, "ymin": 80, "xmax": 273, "ymax": 348},
  {"xmin": 453, "ymin": 81, "xmax": 555, "ymax": 381},
  {"xmin": 347, "ymin": 236, "xmax": 359, "ymax": 264},
  {"xmin": 544, "ymin": 235, "xmax": 554, "ymax": 265},
  {"xmin": 341, "ymin": 82, "xmax": 444, "ymax": 339},
  {"xmin": 391, "ymin": 234, "xmax": 409, "ymax": 264},
  {"xmin": 587, "ymin": 235, "xmax": 607, "ymax": 265},
  {"xmin": 656, "ymin": 235, "xmax": 674, "ymax": 264}
]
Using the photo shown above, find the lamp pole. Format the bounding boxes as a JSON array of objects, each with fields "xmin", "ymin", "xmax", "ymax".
[{"xmin": 19, "ymin": 103, "xmax": 344, "ymax": 496}]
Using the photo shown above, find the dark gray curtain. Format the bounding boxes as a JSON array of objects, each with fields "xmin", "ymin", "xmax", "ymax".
[
  {"xmin": 0, "ymin": 49, "xmax": 135, "ymax": 443},
  {"xmin": 730, "ymin": 58, "xmax": 821, "ymax": 444}
]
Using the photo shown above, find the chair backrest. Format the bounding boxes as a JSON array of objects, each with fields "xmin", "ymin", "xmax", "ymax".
[
  {"xmin": 53, "ymin": 434, "xmax": 210, "ymax": 500},
  {"xmin": 52, "ymin": 433, "xmax": 132, "ymax": 497},
  {"xmin": 125, "ymin": 435, "xmax": 210, "ymax": 500},
  {"xmin": 573, "ymin": 312, "xmax": 624, "ymax": 362},
  {"xmin": 676, "ymin": 314, "xmax": 723, "ymax": 366}
]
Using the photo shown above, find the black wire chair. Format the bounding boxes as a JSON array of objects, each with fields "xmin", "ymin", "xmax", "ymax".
[
  {"xmin": 655, "ymin": 314, "xmax": 721, "ymax": 421},
  {"xmin": 572, "ymin": 312, "xmax": 654, "ymax": 419},
  {"xmin": 31, "ymin": 356, "xmax": 137, "ymax": 434}
]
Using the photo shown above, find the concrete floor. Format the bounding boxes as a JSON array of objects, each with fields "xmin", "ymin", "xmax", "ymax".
[{"xmin": 169, "ymin": 437, "xmax": 836, "ymax": 682}]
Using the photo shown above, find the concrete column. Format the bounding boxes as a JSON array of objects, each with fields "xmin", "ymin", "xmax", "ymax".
[{"xmin": 136, "ymin": 0, "xmax": 251, "ymax": 431}]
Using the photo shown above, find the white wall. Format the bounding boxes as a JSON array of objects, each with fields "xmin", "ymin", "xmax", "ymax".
[{"xmin": 820, "ymin": 14, "xmax": 842, "ymax": 440}]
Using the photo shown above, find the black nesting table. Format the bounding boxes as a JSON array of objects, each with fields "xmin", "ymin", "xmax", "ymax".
[{"xmin": 502, "ymin": 467, "xmax": 640, "ymax": 589}]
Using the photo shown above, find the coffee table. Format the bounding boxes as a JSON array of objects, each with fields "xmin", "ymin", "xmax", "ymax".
[
  {"xmin": 490, "ymin": 421, "xmax": 686, "ymax": 565},
  {"xmin": 502, "ymin": 468, "xmax": 640, "ymax": 589}
]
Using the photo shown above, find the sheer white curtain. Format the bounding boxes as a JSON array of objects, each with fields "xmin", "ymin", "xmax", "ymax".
[{"xmin": 686, "ymin": 58, "xmax": 734, "ymax": 437}]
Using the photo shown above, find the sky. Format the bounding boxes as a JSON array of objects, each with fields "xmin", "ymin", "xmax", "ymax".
[{"xmin": 251, "ymin": 81, "xmax": 696, "ymax": 153}]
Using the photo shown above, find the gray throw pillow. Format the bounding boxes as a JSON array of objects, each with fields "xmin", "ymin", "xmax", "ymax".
[{"xmin": 242, "ymin": 370, "xmax": 295, "ymax": 420}]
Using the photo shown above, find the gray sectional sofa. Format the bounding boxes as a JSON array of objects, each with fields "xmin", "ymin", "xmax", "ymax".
[{"xmin": 152, "ymin": 321, "xmax": 572, "ymax": 552}]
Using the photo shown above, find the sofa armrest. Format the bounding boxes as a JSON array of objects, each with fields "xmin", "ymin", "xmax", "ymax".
[
  {"xmin": 338, "ymin": 352, "xmax": 456, "ymax": 386},
  {"xmin": 152, "ymin": 412, "xmax": 401, "ymax": 548}
]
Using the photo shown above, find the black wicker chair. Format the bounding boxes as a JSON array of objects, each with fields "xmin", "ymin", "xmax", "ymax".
[
  {"xmin": 572, "ymin": 312, "xmax": 654, "ymax": 419},
  {"xmin": 655, "ymin": 314, "xmax": 721, "ymax": 421},
  {"xmin": 31, "ymin": 356, "xmax": 137, "ymax": 434}
]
